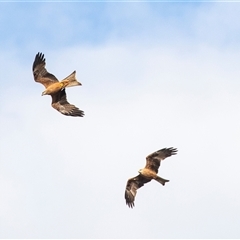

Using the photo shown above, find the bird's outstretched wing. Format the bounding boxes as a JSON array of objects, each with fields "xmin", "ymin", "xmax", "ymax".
[
  {"xmin": 32, "ymin": 52, "xmax": 58, "ymax": 88},
  {"xmin": 51, "ymin": 89, "xmax": 84, "ymax": 117},
  {"xmin": 145, "ymin": 147, "xmax": 178, "ymax": 173},
  {"xmin": 125, "ymin": 174, "xmax": 151, "ymax": 208}
]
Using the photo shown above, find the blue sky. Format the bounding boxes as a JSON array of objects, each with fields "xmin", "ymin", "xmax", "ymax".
[{"xmin": 1, "ymin": 1, "xmax": 240, "ymax": 239}]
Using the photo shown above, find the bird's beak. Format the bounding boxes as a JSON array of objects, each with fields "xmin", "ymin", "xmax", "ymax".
[{"xmin": 41, "ymin": 92, "xmax": 46, "ymax": 96}]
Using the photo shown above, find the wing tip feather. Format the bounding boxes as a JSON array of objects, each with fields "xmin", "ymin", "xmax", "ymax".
[{"xmin": 32, "ymin": 52, "xmax": 46, "ymax": 71}]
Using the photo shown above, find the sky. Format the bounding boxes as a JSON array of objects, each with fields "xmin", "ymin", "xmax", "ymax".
[{"xmin": 1, "ymin": 1, "xmax": 240, "ymax": 239}]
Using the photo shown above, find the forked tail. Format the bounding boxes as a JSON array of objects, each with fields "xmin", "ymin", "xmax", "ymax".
[
  {"xmin": 155, "ymin": 176, "xmax": 170, "ymax": 186},
  {"xmin": 61, "ymin": 71, "xmax": 82, "ymax": 88}
]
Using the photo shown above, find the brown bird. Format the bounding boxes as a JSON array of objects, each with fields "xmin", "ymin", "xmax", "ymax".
[
  {"xmin": 125, "ymin": 147, "xmax": 177, "ymax": 208},
  {"xmin": 32, "ymin": 52, "xmax": 84, "ymax": 117}
]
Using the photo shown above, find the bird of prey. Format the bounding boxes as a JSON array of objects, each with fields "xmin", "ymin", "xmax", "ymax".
[
  {"xmin": 125, "ymin": 147, "xmax": 178, "ymax": 208},
  {"xmin": 32, "ymin": 52, "xmax": 84, "ymax": 117}
]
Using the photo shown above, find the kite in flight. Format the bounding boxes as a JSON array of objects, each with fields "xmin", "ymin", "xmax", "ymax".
[
  {"xmin": 32, "ymin": 52, "xmax": 84, "ymax": 117},
  {"xmin": 125, "ymin": 147, "xmax": 178, "ymax": 208}
]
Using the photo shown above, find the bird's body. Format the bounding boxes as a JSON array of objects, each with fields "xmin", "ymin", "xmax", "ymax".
[
  {"xmin": 32, "ymin": 52, "xmax": 84, "ymax": 117},
  {"xmin": 125, "ymin": 147, "xmax": 177, "ymax": 208},
  {"xmin": 138, "ymin": 168, "xmax": 157, "ymax": 179},
  {"xmin": 42, "ymin": 82, "xmax": 65, "ymax": 95},
  {"xmin": 41, "ymin": 72, "xmax": 80, "ymax": 95}
]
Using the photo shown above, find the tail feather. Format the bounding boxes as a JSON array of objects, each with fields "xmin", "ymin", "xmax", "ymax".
[
  {"xmin": 61, "ymin": 71, "xmax": 82, "ymax": 88},
  {"xmin": 155, "ymin": 176, "xmax": 169, "ymax": 186}
]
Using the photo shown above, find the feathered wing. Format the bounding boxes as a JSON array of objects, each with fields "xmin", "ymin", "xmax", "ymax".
[
  {"xmin": 145, "ymin": 147, "xmax": 178, "ymax": 173},
  {"xmin": 125, "ymin": 174, "xmax": 151, "ymax": 208},
  {"xmin": 51, "ymin": 89, "xmax": 84, "ymax": 117},
  {"xmin": 32, "ymin": 52, "xmax": 59, "ymax": 88}
]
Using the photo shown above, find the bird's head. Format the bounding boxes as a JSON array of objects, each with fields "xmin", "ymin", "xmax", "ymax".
[{"xmin": 41, "ymin": 90, "xmax": 48, "ymax": 96}]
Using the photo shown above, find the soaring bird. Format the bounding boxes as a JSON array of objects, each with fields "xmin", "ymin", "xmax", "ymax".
[
  {"xmin": 125, "ymin": 147, "xmax": 177, "ymax": 208},
  {"xmin": 32, "ymin": 52, "xmax": 84, "ymax": 117}
]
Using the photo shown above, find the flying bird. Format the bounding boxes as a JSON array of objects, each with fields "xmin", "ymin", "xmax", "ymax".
[
  {"xmin": 125, "ymin": 147, "xmax": 177, "ymax": 208},
  {"xmin": 32, "ymin": 52, "xmax": 84, "ymax": 117}
]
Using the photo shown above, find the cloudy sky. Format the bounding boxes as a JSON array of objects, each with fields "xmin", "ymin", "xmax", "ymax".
[{"xmin": 1, "ymin": 1, "xmax": 240, "ymax": 239}]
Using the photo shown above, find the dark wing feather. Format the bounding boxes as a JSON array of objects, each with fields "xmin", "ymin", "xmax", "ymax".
[
  {"xmin": 32, "ymin": 52, "xmax": 58, "ymax": 88},
  {"xmin": 51, "ymin": 89, "xmax": 84, "ymax": 117},
  {"xmin": 125, "ymin": 174, "xmax": 151, "ymax": 208},
  {"xmin": 145, "ymin": 147, "xmax": 178, "ymax": 173}
]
